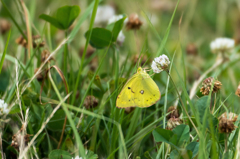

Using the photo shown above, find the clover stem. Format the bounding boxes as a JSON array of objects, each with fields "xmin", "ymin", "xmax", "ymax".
[{"xmin": 166, "ymin": 71, "xmax": 200, "ymax": 136}]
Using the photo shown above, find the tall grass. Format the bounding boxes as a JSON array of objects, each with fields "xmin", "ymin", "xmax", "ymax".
[{"xmin": 0, "ymin": 0, "xmax": 240, "ymax": 159}]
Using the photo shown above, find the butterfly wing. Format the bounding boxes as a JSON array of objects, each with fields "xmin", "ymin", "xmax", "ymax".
[
  {"xmin": 116, "ymin": 73, "xmax": 161, "ymax": 108},
  {"xmin": 116, "ymin": 74, "xmax": 138, "ymax": 108},
  {"xmin": 131, "ymin": 73, "xmax": 161, "ymax": 107}
]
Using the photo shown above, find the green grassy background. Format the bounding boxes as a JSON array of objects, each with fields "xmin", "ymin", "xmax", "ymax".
[{"xmin": 0, "ymin": 0, "xmax": 240, "ymax": 158}]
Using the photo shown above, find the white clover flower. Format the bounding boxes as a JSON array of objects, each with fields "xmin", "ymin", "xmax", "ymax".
[
  {"xmin": 0, "ymin": 99, "xmax": 9, "ymax": 115},
  {"xmin": 94, "ymin": 5, "xmax": 115, "ymax": 24},
  {"xmin": 72, "ymin": 156, "xmax": 82, "ymax": 159},
  {"xmin": 151, "ymin": 54, "xmax": 170, "ymax": 73},
  {"xmin": 210, "ymin": 38, "xmax": 235, "ymax": 53}
]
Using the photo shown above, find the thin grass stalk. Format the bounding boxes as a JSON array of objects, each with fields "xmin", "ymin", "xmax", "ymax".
[
  {"xmin": 71, "ymin": 0, "xmax": 99, "ymax": 105},
  {"xmin": 189, "ymin": 57, "xmax": 223, "ymax": 99},
  {"xmin": 18, "ymin": 94, "xmax": 71, "ymax": 159},
  {"xmin": 0, "ymin": 0, "xmax": 27, "ymax": 40},
  {"xmin": 65, "ymin": 104, "xmax": 128, "ymax": 158},
  {"xmin": 167, "ymin": 72, "xmax": 200, "ymax": 136},
  {"xmin": 0, "ymin": 29, "xmax": 11, "ymax": 73}
]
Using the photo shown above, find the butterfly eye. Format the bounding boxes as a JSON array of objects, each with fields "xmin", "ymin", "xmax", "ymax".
[{"xmin": 128, "ymin": 87, "xmax": 131, "ymax": 89}]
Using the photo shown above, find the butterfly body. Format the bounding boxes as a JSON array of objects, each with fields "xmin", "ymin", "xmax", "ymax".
[{"xmin": 116, "ymin": 67, "xmax": 161, "ymax": 108}]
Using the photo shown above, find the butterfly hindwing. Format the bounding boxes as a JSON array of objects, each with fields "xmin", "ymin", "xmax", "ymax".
[
  {"xmin": 116, "ymin": 69, "xmax": 161, "ymax": 108},
  {"xmin": 131, "ymin": 74, "xmax": 160, "ymax": 107}
]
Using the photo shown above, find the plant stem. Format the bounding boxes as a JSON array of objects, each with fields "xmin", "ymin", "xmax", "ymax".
[
  {"xmin": 225, "ymin": 134, "xmax": 229, "ymax": 153},
  {"xmin": 167, "ymin": 71, "xmax": 200, "ymax": 136},
  {"xmin": 63, "ymin": 31, "xmax": 68, "ymax": 77}
]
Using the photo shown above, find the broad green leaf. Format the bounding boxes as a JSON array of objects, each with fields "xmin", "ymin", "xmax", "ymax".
[
  {"xmin": 47, "ymin": 109, "xmax": 66, "ymax": 131},
  {"xmin": 111, "ymin": 16, "xmax": 127, "ymax": 42},
  {"xmin": 85, "ymin": 28, "xmax": 112, "ymax": 49},
  {"xmin": 49, "ymin": 149, "xmax": 72, "ymax": 159},
  {"xmin": 152, "ymin": 128, "xmax": 174, "ymax": 143},
  {"xmin": 172, "ymin": 125, "xmax": 190, "ymax": 147},
  {"xmin": 56, "ymin": 5, "xmax": 80, "ymax": 29},
  {"xmin": 39, "ymin": 14, "xmax": 64, "ymax": 29},
  {"xmin": 152, "ymin": 128, "xmax": 179, "ymax": 148},
  {"xmin": 39, "ymin": 5, "xmax": 80, "ymax": 30},
  {"xmin": 194, "ymin": 96, "xmax": 208, "ymax": 121},
  {"xmin": 194, "ymin": 96, "xmax": 218, "ymax": 128},
  {"xmin": 186, "ymin": 142, "xmax": 199, "ymax": 159}
]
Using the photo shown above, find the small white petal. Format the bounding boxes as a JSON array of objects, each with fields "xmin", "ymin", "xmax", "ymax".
[
  {"xmin": 94, "ymin": 5, "xmax": 115, "ymax": 24},
  {"xmin": 117, "ymin": 30, "xmax": 125, "ymax": 44}
]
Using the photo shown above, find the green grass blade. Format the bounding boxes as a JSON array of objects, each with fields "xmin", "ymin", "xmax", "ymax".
[
  {"xmin": 48, "ymin": 73, "xmax": 86, "ymax": 158},
  {"xmin": 0, "ymin": 29, "xmax": 11, "ymax": 73},
  {"xmin": 71, "ymin": 0, "xmax": 100, "ymax": 105},
  {"xmin": 1, "ymin": 0, "xmax": 27, "ymax": 40}
]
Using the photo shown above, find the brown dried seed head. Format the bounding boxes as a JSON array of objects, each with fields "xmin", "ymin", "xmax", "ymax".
[
  {"xmin": 235, "ymin": 84, "xmax": 240, "ymax": 97},
  {"xmin": 84, "ymin": 96, "xmax": 99, "ymax": 109},
  {"xmin": 166, "ymin": 117, "xmax": 182, "ymax": 130},
  {"xmin": 186, "ymin": 43, "xmax": 198, "ymax": 55},
  {"xmin": 10, "ymin": 131, "xmax": 32, "ymax": 151},
  {"xmin": 15, "ymin": 34, "xmax": 45, "ymax": 48},
  {"xmin": 0, "ymin": 18, "xmax": 11, "ymax": 34},
  {"xmin": 200, "ymin": 77, "xmax": 222, "ymax": 95},
  {"xmin": 126, "ymin": 13, "xmax": 142, "ymax": 30},
  {"xmin": 219, "ymin": 112, "xmax": 238, "ymax": 133},
  {"xmin": 167, "ymin": 106, "xmax": 179, "ymax": 120}
]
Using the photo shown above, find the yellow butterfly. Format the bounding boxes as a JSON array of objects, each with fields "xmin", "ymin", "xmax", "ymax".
[{"xmin": 116, "ymin": 67, "xmax": 161, "ymax": 108}]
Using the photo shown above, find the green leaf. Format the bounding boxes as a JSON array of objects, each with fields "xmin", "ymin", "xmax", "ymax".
[
  {"xmin": 0, "ymin": 29, "xmax": 11, "ymax": 73},
  {"xmin": 86, "ymin": 150, "xmax": 98, "ymax": 159},
  {"xmin": 186, "ymin": 142, "xmax": 199, "ymax": 159},
  {"xmin": 39, "ymin": 5, "xmax": 80, "ymax": 30},
  {"xmin": 56, "ymin": 5, "xmax": 80, "ymax": 29},
  {"xmin": 49, "ymin": 149, "xmax": 72, "ymax": 159},
  {"xmin": 85, "ymin": 28, "xmax": 112, "ymax": 49},
  {"xmin": 111, "ymin": 16, "xmax": 127, "ymax": 42},
  {"xmin": 152, "ymin": 128, "xmax": 174, "ymax": 143},
  {"xmin": 194, "ymin": 96, "xmax": 218, "ymax": 128},
  {"xmin": 194, "ymin": 96, "xmax": 208, "ymax": 121},
  {"xmin": 172, "ymin": 125, "xmax": 190, "ymax": 147},
  {"xmin": 152, "ymin": 128, "xmax": 179, "ymax": 148},
  {"xmin": 47, "ymin": 109, "xmax": 66, "ymax": 131},
  {"xmin": 39, "ymin": 14, "xmax": 64, "ymax": 29},
  {"xmin": 9, "ymin": 105, "xmax": 20, "ymax": 114}
]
